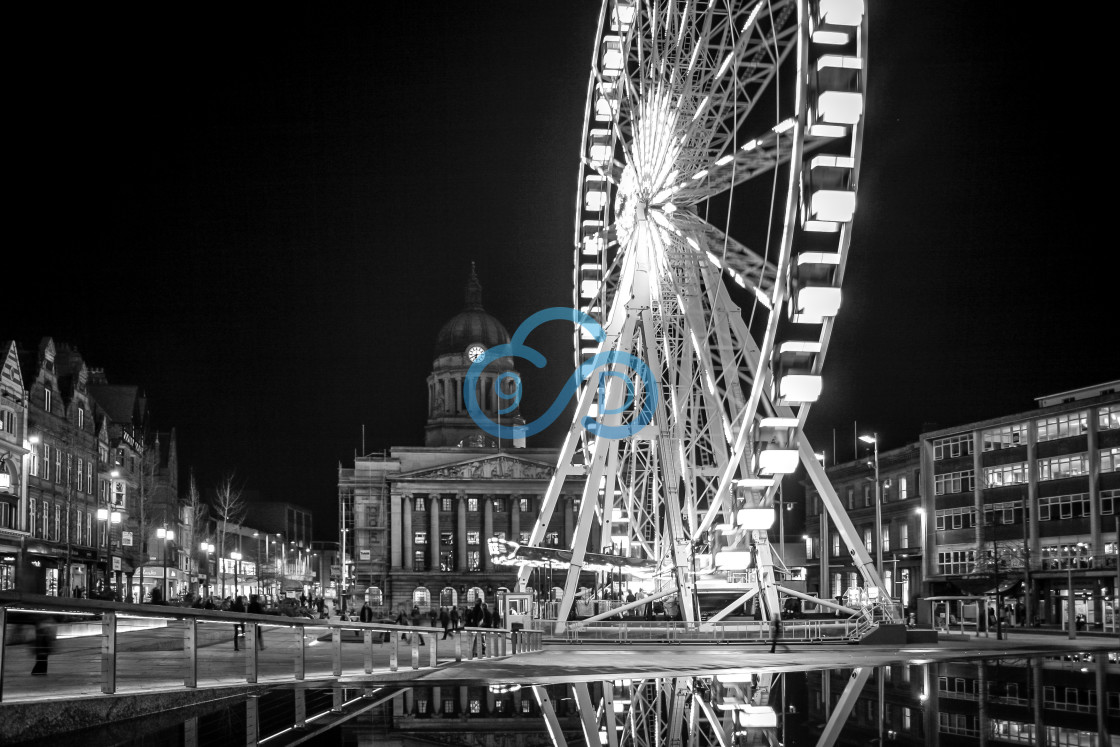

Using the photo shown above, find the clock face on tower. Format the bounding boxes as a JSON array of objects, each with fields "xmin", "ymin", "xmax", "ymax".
[{"xmin": 467, "ymin": 344, "xmax": 486, "ymax": 362}]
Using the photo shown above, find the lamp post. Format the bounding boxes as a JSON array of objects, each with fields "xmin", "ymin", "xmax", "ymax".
[
  {"xmin": 156, "ymin": 525, "xmax": 175, "ymax": 601},
  {"xmin": 859, "ymin": 434, "xmax": 883, "ymax": 583},
  {"xmin": 231, "ymin": 551, "xmax": 242, "ymax": 598},
  {"xmin": 97, "ymin": 506, "xmax": 122, "ymax": 599},
  {"xmin": 200, "ymin": 541, "xmax": 215, "ymax": 598}
]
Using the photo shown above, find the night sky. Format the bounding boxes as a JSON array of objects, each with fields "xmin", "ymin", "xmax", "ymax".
[{"xmin": 9, "ymin": 5, "xmax": 1105, "ymax": 538}]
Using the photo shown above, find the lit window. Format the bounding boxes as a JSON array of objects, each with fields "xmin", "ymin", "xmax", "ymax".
[
  {"xmin": 442, "ymin": 498, "xmax": 453, "ymax": 512},
  {"xmin": 519, "ymin": 497, "xmax": 531, "ymax": 512},
  {"xmin": 414, "ymin": 496, "xmax": 426, "ymax": 512},
  {"xmin": 468, "ymin": 551, "xmax": 480, "ymax": 571},
  {"xmin": 414, "ymin": 531, "xmax": 427, "ymax": 544},
  {"xmin": 467, "ymin": 531, "xmax": 480, "ymax": 545},
  {"xmin": 468, "ymin": 498, "xmax": 479, "ymax": 512}
]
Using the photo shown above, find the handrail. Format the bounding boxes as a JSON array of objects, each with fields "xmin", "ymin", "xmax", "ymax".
[{"xmin": 0, "ymin": 592, "xmax": 544, "ymax": 704}]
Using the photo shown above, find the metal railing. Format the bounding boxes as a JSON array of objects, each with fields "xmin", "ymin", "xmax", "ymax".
[
  {"xmin": 0, "ymin": 592, "xmax": 543, "ymax": 704},
  {"xmin": 557, "ymin": 616, "xmax": 869, "ymax": 644}
]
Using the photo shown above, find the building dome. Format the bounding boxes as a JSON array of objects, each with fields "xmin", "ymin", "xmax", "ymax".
[{"xmin": 434, "ymin": 264, "xmax": 511, "ymax": 358}]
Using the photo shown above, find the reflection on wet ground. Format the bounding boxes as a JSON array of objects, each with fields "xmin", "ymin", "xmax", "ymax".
[{"xmin": 16, "ymin": 647, "xmax": 1117, "ymax": 747}]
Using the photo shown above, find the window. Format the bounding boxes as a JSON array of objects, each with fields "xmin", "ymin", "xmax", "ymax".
[
  {"xmin": 417, "ymin": 699, "xmax": 428, "ymax": 714},
  {"xmin": 805, "ymin": 535, "xmax": 814, "ymax": 559},
  {"xmin": 519, "ymin": 531, "xmax": 530, "ymax": 544},
  {"xmin": 414, "ymin": 496, "xmax": 426, "ymax": 512},
  {"xmin": 86, "ymin": 513, "xmax": 92, "ymax": 548},
  {"xmin": 440, "ymin": 531, "xmax": 454, "ymax": 545},
  {"xmin": 467, "ymin": 531, "xmax": 480, "ymax": 545},
  {"xmin": 863, "ymin": 485, "xmax": 871, "ymax": 507},
  {"xmin": 77, "ymin": 509, "xmax": 84, "ymax": 545},
  {"xmin": 899, "ymin": 522, "xmax": 909, "ymax": 548},
  {"xmin": 1037, "ymin": 454, "xmax": 1088, "ymax": 481},
  {"xmin": 0, "ymin": 408, "xmax": 12, "ymax": 433},
  {"xmin": 831, "ymin": 572, "xmax": 842, "ymax": 598},
  {"xmin": 1099, "ymin": 404, "xmax": 1120, "ymax": 431},
  {"xmin": 468, "ymin": 551, "xmax": 480, "ymax": 571},
  {"xmin": 846, "ymin": 487, "xmax": 853, "ymax": 509},
  {"xmin": 55, "ymin": 448, "xmax": 62, "ymax": 484},
  {"xmin": 468, "ymin": 498, "xmax": 479, "ymax": 512},
  {"xmin": 446, "ymin": 699, "xmax": 458, "ymax": 715},
  {"xmin": 1036, "ymin": 411, "xmax": 1088, "ymax": 442},
  {"xmin": 935, "ymin": 506, "xmax": 975, "ymax": 530},
  {"xmin": 984, "ymin": 462, "xmax": 1028, "ymax": 488},
  {"xmin": 521, "ymin": 699, "xmax": 533, "ymax": 714},
  {"xmin": 42, "ymin": 501, "xmax": 49, "ymax": 539},
  {"xmin": 933, "ymin": 434, "xmax": 972, "ymax": 460},
  {"xmin": 934, "ymin": 469, "xmax": 974, "ymax": 495},
  {"xmin": 937, "ymin": 549, "xmax": 976, "ymax": 574},
  {"xmin": 899, "ymin": 476, "xmax": 908, "ymax": 499},
  {"xmin": 882, "ymin": 525, "xmax": 890, "ymax": 552},
  {"xmin": 43, "ymin": 443, "xmax": 51, "ymax": 481},
  {"xmin": 28, "ymin": 498, "xmax": 36, "ymax": 537},
  {"xmin": 442, "ymin": 498, "xmax": 453, "ymax": 512},
  {"xmin": 831, "ymin": 534, "xmax": 840, "ymax": 557},
  {"xmin": 414, "ymin": 531, "xmax": 427, "ymax": 544},
  {"xmin": 519, "ymin": 497, "xmax": 531, "ymax": 512},
  {"xmin": 492, "ymin": 497, "xmax": 506, "ymax": 512},
  {"xmin": 413, "ymin": 550, "xmax": 426, "ymax": 570},
  {"xmin": 1102, "ymin": 488, "xmax": 1118, "ymax": 516},
  {"xmin": 412, "ymin": 587, "xmax": 431, "ymax": 611},
  {"xmin": 470, "ymin": 699, "xmax": 481, "ymax": 714},
  {"xmin": 546, "ymin": 531, "xmax": 560, "ymax": 546},
  {"xmin": 440, "ymin": 551, "xmax": 455, "ymax": 571},
  {"xmin": 44, "ymin": 389, "xmax": 51, "ymax": 413},
  {"xmin": 863, "ymin": 528, "xmax": 872, "ymax": 552},
  {"xmin": 86, "ymin": 462, "xmax": 93, "ymax": 493},
  {"xmin": 1038, "ymin": 493, "xmax": 1090, "ymax": 521},
  {"xmin": 1101, "ymin": 447, "xmax": 1120, "ymax": 473},
  {"xmin": 29, "ymin": 442, "xmax": 40, "ymax": 477},
  {"xmin": 982, "ymin": 423, "xmax": 1027, "ymax": 451},
  {"xmin": 77, "ymin": 408, "xmax": 84, "ymax": 429},
  {"xmin": 54, "ymin": 505, "xmax": 61, "ymax": 541}
]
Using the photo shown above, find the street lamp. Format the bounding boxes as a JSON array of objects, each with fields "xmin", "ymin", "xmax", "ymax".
[
  {"xmin": 200, "ymin": 541, "xmax": 215, "ymax": 598},
  {"xmin": 97, "ymin": 506, "xmax": 122, "ymax": 599},
  {"xmin": 859, "ymin": 434, "xmax": 883, "ymax": 582},
  {"xmin": 231, "ymin": 551, "xmax": 242, "ymax": 598},
  {"xmin": 157, "ymin": 525, "xmax": 175, "ymax": 601}
]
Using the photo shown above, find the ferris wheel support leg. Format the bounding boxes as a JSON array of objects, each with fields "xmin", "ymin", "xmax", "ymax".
[
  {"xmin": 798, "ymin": 437, "xmax": 891, "ymax": 608},
  {"xmin": 752, "ymin": 535, "xmax": 783, "ymax": 621}
]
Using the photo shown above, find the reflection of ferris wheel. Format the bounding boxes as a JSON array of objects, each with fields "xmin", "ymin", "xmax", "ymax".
[{"xmin": 519, "ymin": 0, "xmax": 889, "ymax": 629}]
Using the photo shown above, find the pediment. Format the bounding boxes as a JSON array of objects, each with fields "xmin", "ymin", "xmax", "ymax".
[{"xmin": 399, "ymin": 454, "xmax": 556, "ymax": 481}]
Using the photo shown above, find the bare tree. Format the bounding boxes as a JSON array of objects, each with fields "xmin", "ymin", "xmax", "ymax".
[
  {"xmin": 184, "ymin": 471, "xmax": 210, "ymax": 593},
  {"xmin": 211, "ymin": 473, "xmax": 246, "ymax": 598}
]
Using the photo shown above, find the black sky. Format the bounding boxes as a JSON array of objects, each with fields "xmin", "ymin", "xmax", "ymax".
[{"xmin": 10, "ymin": 5, "xmax": 1107, "ymax": 538}]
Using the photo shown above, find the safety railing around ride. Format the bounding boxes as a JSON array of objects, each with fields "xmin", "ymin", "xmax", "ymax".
[
  {"xmin": 0, "ymin": 592, "xmax": 544, "ymax": 704},
  {"xmin": 555, "ymin": 616, "xmax": 869, "ymax": 644}
]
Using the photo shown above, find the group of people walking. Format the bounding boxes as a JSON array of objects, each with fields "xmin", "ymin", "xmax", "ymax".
[{"xmin": 380, "ymin": 600, "xmax": 501, "ymax": 654}]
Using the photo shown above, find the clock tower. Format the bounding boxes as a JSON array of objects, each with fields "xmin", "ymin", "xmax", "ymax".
[{"xmin": 425, "ymin": 264, "xmax": 525, "ymax": 448}]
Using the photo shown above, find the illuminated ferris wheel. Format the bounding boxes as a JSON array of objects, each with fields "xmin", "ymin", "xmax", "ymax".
[{"xmin": 517, "ymin": 0, "xmax": 889, "ymax": 629}]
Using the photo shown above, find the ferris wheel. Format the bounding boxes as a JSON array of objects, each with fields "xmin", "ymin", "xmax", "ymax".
[{"xmin": 517, "ymin": 0, "xmax": 888, "ymax": 629}]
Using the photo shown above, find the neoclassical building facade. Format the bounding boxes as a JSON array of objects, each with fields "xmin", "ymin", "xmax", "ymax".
[{"xmin": 338, "ymin": 268, "xmax": 594, "ymax": 613}]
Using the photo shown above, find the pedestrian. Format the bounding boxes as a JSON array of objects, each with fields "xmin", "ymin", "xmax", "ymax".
[
  {"xmin": 232, "ymin": 595, "xmax": 247, "ymax": 649},
  {"xmin": 360, "ymin": 600, "xmax": 374, "ymax": 623},
  {"xmin": 449, "ymin": 605, "xmax": 460, "ymax": 634},
  {"xmin": 440, "ymin": 606, "xmax": 451, "ymax": 639},
  {"xmin": 396, "ymin": 607, "xmax": 411, "ymax": 642},
  {"xmin": 769, "ymin": 614, "xmax": 781, "ymax": 653},
  {"xmin": 149, "ymin": 587, "xmax": 164, "ymax": 605},
  {"xmin": 300, "ymin": 593, "xmax": 308, "ymax": 608},
  {"xmin": 248, "ymin": 594, "xmax": 266, "ymax": 650},
  {"xmin": 467, "ymin": 599, "xmax": 485, "ymax": 656},
  {"xmin": 29, "ymin": 615, "xmax": 58, "ymax": 675},
  {"xmin": 317, "ymin": 597, "xmax": 326, "ymax": 619},
  {"xmin": 410, "ymin": 605, "xmax": 426, "ymax": 646},
  {"xmin": 204, "ymin": 596, "xmax": 216, "ymax": 610}
]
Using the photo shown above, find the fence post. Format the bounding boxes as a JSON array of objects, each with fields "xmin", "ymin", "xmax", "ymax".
[
  {"xmin": 184, "ymin": 617, "xmax": 198, "ymax": 688},
  {"xmin": 0, "ymin": 606, "xmax": 6, "ymax": 702},
  {"xmin": 295, "ymin": 625, "xmax": 305, "ymax": 680},
  {"xmin": 332, "ymin": 626, "xmax": 343, "ymax": 676},
  {"xmin": 390, "ymin": 634, "xmax": 398, "ymax": 671},
  {"xmin": 101, "ymin": 610, "xmax": 117, "ymax": 694},
  {"xmin": 247, "ymin": 623, "xmax": 260, "ymax": 684},
  {"xmin": 246, "ymin": 694, "xmax": 260, "ymax": 746},
  {"xmin": 455, "ymin": 630, "xmax": 462, "ymax": 662},
  {"xmin": 364, "ymin": 629, "xmax": 374, "ymax": 673},
  {"xmin": 411, "ymin": 635, "xmax": 420, "ymax": 670}
]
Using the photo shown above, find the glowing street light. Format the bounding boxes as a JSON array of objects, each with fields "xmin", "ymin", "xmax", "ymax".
[{"xmin": 859, "ymin": 433, "xmax": 883, "ymax": 581}]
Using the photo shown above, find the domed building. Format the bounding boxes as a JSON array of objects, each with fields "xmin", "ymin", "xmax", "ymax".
[
  {"xmin": 425, "ymin": 263, "xmax": 525, "ymax": 449},
  {"xmin": 337, "ymin": 265, "xmax": 597, "ymax": 618}
]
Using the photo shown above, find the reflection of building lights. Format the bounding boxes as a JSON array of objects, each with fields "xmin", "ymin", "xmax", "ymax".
[{"xmin": 488, "ymin": 683, "xmax": 522, "ymax": 694}]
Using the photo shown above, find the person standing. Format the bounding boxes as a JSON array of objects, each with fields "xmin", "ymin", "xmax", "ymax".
[
  {"xmin": 440, "ymin": 606, "xmax": 451, "ymax": 639},
  {"xmin": 248, "ymin": 594, "xmax": 266, "ymax": 650},
  {"xmin": 360, "ymin": 600, "xmax": 374, "ymax": 623},
  {"xmin": 410, "ymin": 605, "xmax": 426, "ymax": 646},
  {"xmin": 449, "ymin": 605, "xmax": 460, "ymax": 634},
  {"xmin": 232, "ymin": 595, "xmax": 247, "ymax": 650}
]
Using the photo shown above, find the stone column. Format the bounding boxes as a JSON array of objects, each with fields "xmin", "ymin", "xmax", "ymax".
[
  {"xmin": 403, "ymin": 495, "xmax": 413, "ymax": 571},
  {"xmin": 430, "ymin": 494, "xmax": 441, "ymax": 571},
  {"xmin": 390, "ymin": 493, "xmax": 403, "ymax": 570},
  {"xmin": 482, "ymin": 496, "xmax": 493, "ymax": 571},
  {"xmin": 457, "ymin": 494, "xmax": 468, "ymax": 571}
]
